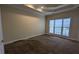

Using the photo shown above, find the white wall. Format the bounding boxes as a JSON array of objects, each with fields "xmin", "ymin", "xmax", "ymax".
[
  {"xmin": 0, "ymin": 8, "xmax": 3, "ymax": 42},
  {"xmin": 78, "ymin": 18, "xmax": 79, "ymax": 40},
  {"xmin": 1, "ymin": 6, "xmax": 45, "ymax": 44}
]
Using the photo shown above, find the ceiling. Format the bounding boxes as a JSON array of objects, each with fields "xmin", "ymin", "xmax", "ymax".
[
  {"xmin": 25, "ymin": 4, "xmax": 79, "ymax": 15},
  {"xmin": 44, "ymin": 4, "xmax": 62, "ymax": 7}
]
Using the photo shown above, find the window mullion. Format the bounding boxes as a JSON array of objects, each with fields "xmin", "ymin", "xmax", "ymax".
[
  {"xmin": 61, "ymin": 19, "xmax": 63, "ymax": 35},
  {"xmin": 54, "ymin": 20, "xmax": 55, "ymax": 34}
]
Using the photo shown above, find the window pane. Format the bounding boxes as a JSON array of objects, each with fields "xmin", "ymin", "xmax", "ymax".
[
  {"xmin": 49, "ymin": 20, "xmax": 54, "ymax": 33},
  {"xmin": 55, "ymin": 28, "xmax": 61, "ymax": 35},
  {"xmin": 54, "ymin": 19, "xmax": 62, "ymax": 35},
  {"xmin": 63, "ymin": 18, "xmax": 71, "ymax": 28},
  {"xmin": 63, "ymin": 28, "xmax": 69, "ymax": 36},
  {"xmin": 55, "ymin": 19, "xmax": 62, "ymax": 27}
]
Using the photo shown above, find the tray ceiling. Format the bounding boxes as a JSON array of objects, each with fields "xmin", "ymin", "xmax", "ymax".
[{"xmin": 25, "ymin": 4, "xmax": 79, "ymax": 15}]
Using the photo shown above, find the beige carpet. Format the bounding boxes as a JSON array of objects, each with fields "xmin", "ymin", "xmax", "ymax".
[{"xmin": 5, "ymin": 34, "xmax": 79, "ymax": 54}]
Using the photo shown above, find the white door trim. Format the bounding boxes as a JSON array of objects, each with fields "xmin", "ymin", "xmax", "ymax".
[{"xmin": 0, "ymin": 8, "xmax": 4, "ymax": 54}]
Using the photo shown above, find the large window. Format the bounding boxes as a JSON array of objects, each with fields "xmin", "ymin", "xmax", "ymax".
[{"xmin": 49, "ymin": 18, "xmax": 71, "ymax": 36}]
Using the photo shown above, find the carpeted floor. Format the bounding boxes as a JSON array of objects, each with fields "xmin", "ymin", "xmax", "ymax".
[{"xmin": 5, "ymin": 34, "xmax": 79, "ymax": 54}]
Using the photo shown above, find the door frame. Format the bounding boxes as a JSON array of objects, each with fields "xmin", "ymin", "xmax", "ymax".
[{"xmin": 0, "ymin": 8, "xmax": 4, "ymax": 54}]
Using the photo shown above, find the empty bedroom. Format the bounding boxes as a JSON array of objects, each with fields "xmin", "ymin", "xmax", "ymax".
[{"xmin": 0, "ymin": 4, "xmax": 79, "ymax": 54}]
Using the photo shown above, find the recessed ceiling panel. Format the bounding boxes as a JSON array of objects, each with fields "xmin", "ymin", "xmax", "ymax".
[{"xmin": 45, "ymin": 4, "xmax": 62, "ymax": 8}]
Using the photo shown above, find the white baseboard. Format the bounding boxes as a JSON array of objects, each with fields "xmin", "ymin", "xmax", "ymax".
[
  {"xmin": 4, "ymin": 33, "xmax": 45, "ymax": 45},
  {"xmin": 4, "ymin": 33, "xmax": 78, "ymax": 45}
]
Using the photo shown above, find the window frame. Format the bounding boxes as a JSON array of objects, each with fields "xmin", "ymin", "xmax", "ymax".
[{"xmin": 49, "ymin": 17, "xmax": 71, "ymax": 37}]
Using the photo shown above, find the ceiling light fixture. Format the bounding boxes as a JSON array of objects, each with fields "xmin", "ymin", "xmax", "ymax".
[
  {"xmin": 41, "ymin": 6, "xmax": 44, "ymax": 9},
  {"xmin": 36, "ymin": 8, "xmax": 43, "ymax": 12}
]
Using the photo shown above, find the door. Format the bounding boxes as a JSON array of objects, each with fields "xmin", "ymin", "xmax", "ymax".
[{"xmin": 0, "ymin": 8, "xmax": 4, "ymax": 54}]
